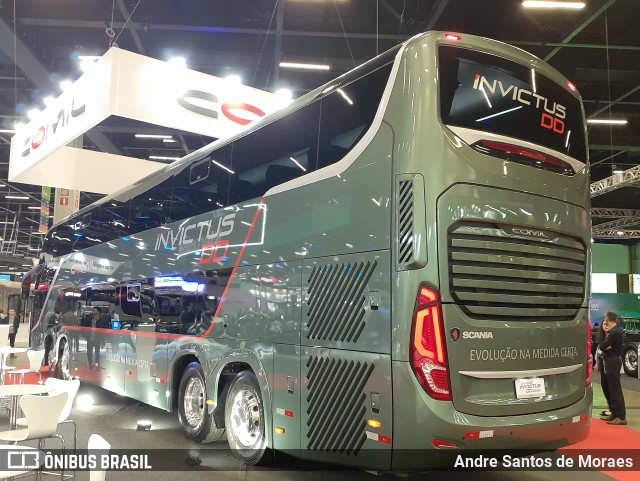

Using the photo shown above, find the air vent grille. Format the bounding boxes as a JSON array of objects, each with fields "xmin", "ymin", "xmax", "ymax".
[
  {"xmin": 398, "ymin": 179, "xmax": 415, "ymax": 265},
  {"xmin": 306, "ymin": 355, "xmax": 373, "ymax": 454},
  {"xmin": 448, "ymin": 222, "xmax": 586, "ymax": 321},
  {"xmin": 306, "ymin": 260, "xmax": 376, "ymax": 342}
]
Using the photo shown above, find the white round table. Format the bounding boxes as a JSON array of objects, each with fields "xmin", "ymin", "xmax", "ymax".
[{"xmin": 0, "ymin": 384, "xmax": 54, "ymax": 429}]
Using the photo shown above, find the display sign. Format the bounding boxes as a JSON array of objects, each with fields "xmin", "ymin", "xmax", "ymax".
[
  {"xmin": 8, "ymin": 47, "xmax": 287, "ymax": 194},
  {"xmin": 514, "ymin": 377, "xmax": 546, "ymax": 399},
  {"xmin": 39, "ymin": 186, "xmax": 51, "ymax": 233}
]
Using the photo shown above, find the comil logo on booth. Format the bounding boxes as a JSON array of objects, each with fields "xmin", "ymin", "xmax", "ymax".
[
  {"xmin": 177, "ymin": 90, "xmax": 266, "ymax": 126},
  {"xmin": 21, "ymin": 98, "xmax": 86, "ymax": 158}
]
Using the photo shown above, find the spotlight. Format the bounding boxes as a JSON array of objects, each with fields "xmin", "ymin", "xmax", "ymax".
[
  {"xmin": 76, "ymin": 394, "xmax": 94, "ymax": 411},
  {"xmin": 136, "ymin": 420, "xmax": 152, "ymax": 431}
]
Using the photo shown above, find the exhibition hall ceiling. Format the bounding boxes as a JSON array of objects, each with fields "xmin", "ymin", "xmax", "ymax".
[{"xmin": 0, "ymin": 0, "xmax": 639, "ymax": 268}]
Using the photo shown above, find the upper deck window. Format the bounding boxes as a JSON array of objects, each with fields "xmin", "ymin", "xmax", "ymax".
[{"xmin": 439, "ymin": 45, "xmax": 586, "ymax": 163}]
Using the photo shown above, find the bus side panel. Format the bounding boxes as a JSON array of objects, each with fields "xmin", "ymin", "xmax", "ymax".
[
  {"xmin": 125, "ymin": 334, "xmax": 170, "ymax": 410},
  {"xmin": 272, "ymin": 344, "xmax": 301, "ymax": 452},
  {"xmin": 253, "ymin": 261, "xmax": 302, "ymax": 346},
  {"xmin": 301, "ymin": 251, "xmax": 391, "ymax": 355},
  {"xmin": 300, "ymin": 346, "xmax": 392, "ymax": 470}
]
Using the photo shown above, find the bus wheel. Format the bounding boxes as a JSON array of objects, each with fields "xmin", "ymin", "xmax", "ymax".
[
  {"xmin": 59, "ymin": 341, "xmax": 72, "ymax": 380},
  {"xmin": 178, "ymin": 362, "xmax": 224, "ymax": 443},
  {"xmin": 224, "ymin": 371, "xmax": 270, "ymax": 465},
  {"xmin": 623, "ymin": 345, "xmax": 638, "ymax": 377}
]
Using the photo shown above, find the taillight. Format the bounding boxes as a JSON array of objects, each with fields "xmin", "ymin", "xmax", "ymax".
[
  {"xmin": 585, "ymin": 317, "xmax": 592, "ymax": 387},
  {"xmin": 410, "ymin": 285, "xmax": 451, "ymax": 400},
  {"xmin": 471, "ymin": 140, "xmax": 575, "ymax": 176},
  {"xmin": 444, "ymin": 33, "xmax": 461, "ymax": 41}
]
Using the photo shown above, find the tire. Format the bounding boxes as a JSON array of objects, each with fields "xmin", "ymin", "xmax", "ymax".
[
  {"xmin": 45, "ymin": 338, "xmax": 55, "ymax": 376},
  {"xmin": 178, "ymin": 362, "xmax": 225, "ymax": 443},
  {"xmin": 58, "ymin": 340, "xmax": 72, "ymax": 380},
  {"xmin": 623, "ymin": 344, "xmax": 638, "ymax": 378},
  {"xmin": 224, "ymin": 371, "xmax": 271, "ymax": 465}
]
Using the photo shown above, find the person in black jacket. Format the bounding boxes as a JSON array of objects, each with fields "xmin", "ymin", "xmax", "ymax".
[
  {"xmin": 84, "ymin": 306, "xmax": 110, "ymax": 368},
  {"xmin": 7, "ymin": 309, "xmax": 20, "ymax": 356},
  {"xmin": 598, "ymin": 312, "xmax": 627, "ymax": 425}
]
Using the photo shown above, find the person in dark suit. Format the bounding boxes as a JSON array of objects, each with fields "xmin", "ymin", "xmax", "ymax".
[
  {"xmin": 599, "ymin": 312, "xmax": 627, "ymax": 425},
  {"xmin": 7, "ymin": 309, "xmax": 20, "ymax": 356},
  {"xmin": 85, "ymin": 306, "xmax": 109, "ymax": 368}
]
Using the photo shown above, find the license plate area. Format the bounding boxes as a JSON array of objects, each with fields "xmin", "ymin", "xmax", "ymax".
[{"xmin": 514, "ymin": 377, "xmax": 546, "ymax": 399}]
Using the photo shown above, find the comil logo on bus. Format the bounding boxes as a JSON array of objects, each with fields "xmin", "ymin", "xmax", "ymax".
[
  {"xmin": 21, "ymin": 98, "xmax": 86, "ymax": 157},
  {"xmin": 473, "ymin": 75, "xmax": 567, "ymax": 134},
  {"xmin": 154, "ymin": 213, "xmax": 236, "ymax": 264}
]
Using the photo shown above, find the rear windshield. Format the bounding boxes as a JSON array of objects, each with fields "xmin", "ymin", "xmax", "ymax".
[{"xmin": 439, "ymin": 45, "xmax": 586, "ymax": 162}]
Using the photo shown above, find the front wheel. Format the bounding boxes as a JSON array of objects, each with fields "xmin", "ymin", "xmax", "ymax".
[
  {"xmin": 58, "ymin": 340, "xmax": 72, "ymax": 380},
  {"xmin": 224, "ymin": 371, "xmax": 270, "ymax": 465},
  {"xmin": 623, "ymin": 345, "xmax": 638, "ymax": 377},
  {"xmin": 178, "ymin": 362, "xmax": 225, "ymax": 443}
]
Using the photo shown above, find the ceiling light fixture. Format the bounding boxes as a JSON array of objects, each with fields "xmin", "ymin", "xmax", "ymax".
[
  {"xmin": 168, "ymin": 57, "xmax": 187, "ymax": 68},
  {"xmin": 135, "ymin": 134, "xmax": 173, "ymax": 139},
  {"xmin": 78, "ymin": 55, "xmax": 102, "ymax": 61},
  {"xmin": 149, "ymin": 155, "xmax": 180, "ymax": 161},
  {"xmin": 59, "ymin": 80, "xmax": 73, "ymax": 92},
  {"xmin": 5, "ymin": 195, "xmax": 29, "ymax": 200},
  {"xmin": 27, "ymin": 206, "xmax": 40, "ymax": 210},
  {"xmin": 280, "ymin": 61, "xmax": 330, "ymax": 71},
  {"xmin": 587, "ymin": 119, "xmax": 628, "ymax": 125},
  {"xmin": 0, "ymin": 129, "xmax": 15, "ymax": 134},
  {"xmin": 522, "ymin": 1, "xmax": 586, "ymax": 8},
  {"xmin": 163, "ymin": 138, "xmax": 178, "ymax": 143}
]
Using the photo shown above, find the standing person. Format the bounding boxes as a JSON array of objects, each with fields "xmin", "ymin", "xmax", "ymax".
[
  {"xmin": 84, "ymin": 306, "xmax": 109, "ymax": 368},
  {"xmin": 599, "ymin": 312, "xmax": 627, "ymax": 425},
  {"xmin": 7, "ymin": 309, "xmax": 20, "ymax": 356},
  {"xmin": 60, "ymin": 303, "xmax": 79, "ymax": 352},
  {"xmin": 593, "ymin": 322, "xmax": 611, "ymax": 418}
]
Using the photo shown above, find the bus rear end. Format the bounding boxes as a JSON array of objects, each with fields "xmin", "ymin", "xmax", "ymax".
[{"xmin": 389, "ymin": 32, "xmax": 591, "ymax": 469}]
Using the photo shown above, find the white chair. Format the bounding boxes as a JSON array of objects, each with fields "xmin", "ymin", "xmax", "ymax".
[
  {"xmin": 0, "ymin": 324, "xmax": 9, "ymax": 348},
  {"xmin": 0, "ymin": 391, "xmax": 68, "ymax": 448},
  {"xmin": 16, "ymin": 378, "xmax": 81, "ymax": 450},
  {"xmin": 88, "ymin": 434, "xmax": 110, "ymax": 481},
  {"xmin": 8, "ymin": 349, "xmax": 45, "ymax": 384}
]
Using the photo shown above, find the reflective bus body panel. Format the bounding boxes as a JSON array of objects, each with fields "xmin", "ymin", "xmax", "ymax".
[{"xmin": 28, "ymin": 31, "xmax": 591, "ymax": 471}]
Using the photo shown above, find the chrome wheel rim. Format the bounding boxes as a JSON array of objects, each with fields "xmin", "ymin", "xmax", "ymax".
[
  {"xmin": 183, "ymin": 377, "xmax": 205, "ymax": 429},
  {"xmin": 230, "ymin": 388, "xmax": 262, "ymax": 448},
  {"xmin": 625, "ymin": 349, "xmax": 637, "ymax": 372},
  {"xmin": 60, "ymin": 343, "xmax": 71, "ymax": 380}
]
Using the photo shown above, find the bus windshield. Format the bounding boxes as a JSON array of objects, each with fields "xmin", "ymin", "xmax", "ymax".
[{"xmin": 439, "ymin": 45, "xmax": 586, "ymax": 164}]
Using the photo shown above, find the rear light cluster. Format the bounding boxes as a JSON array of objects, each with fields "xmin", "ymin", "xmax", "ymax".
[
  {"xmin": 410, "ymin": 285, "xmax": 451, "ymax": 400},
  {"xmin": 471, "ymin": 140, "xmax": 575, "ymax": 176}
]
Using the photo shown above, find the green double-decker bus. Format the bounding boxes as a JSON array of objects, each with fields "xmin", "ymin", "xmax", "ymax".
[{"xmin": 28, "ymin": 31, "xmax": 592, "ymax": 470}]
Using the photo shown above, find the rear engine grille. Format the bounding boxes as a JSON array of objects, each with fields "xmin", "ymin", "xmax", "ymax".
[{"xmin": 448, "ymin": 222, "xmax": 586, "ymax": 321}]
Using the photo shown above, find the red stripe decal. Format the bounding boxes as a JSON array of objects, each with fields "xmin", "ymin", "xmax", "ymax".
[{"xmin": 204, "ymin": 199, "xmax": 265, "ymax": 336}]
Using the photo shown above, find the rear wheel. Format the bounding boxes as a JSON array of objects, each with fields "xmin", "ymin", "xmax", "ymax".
[
  {"xmin": 178, "ymin": 362, "xmax": 225, "ymax": 443},
  {"xmin": 623, "ymin": 344, "xmax": 638, "ymax": 377},
  {"xmin": 224, "ymin": 371, "xmax": 270, "ymax": 465}
]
